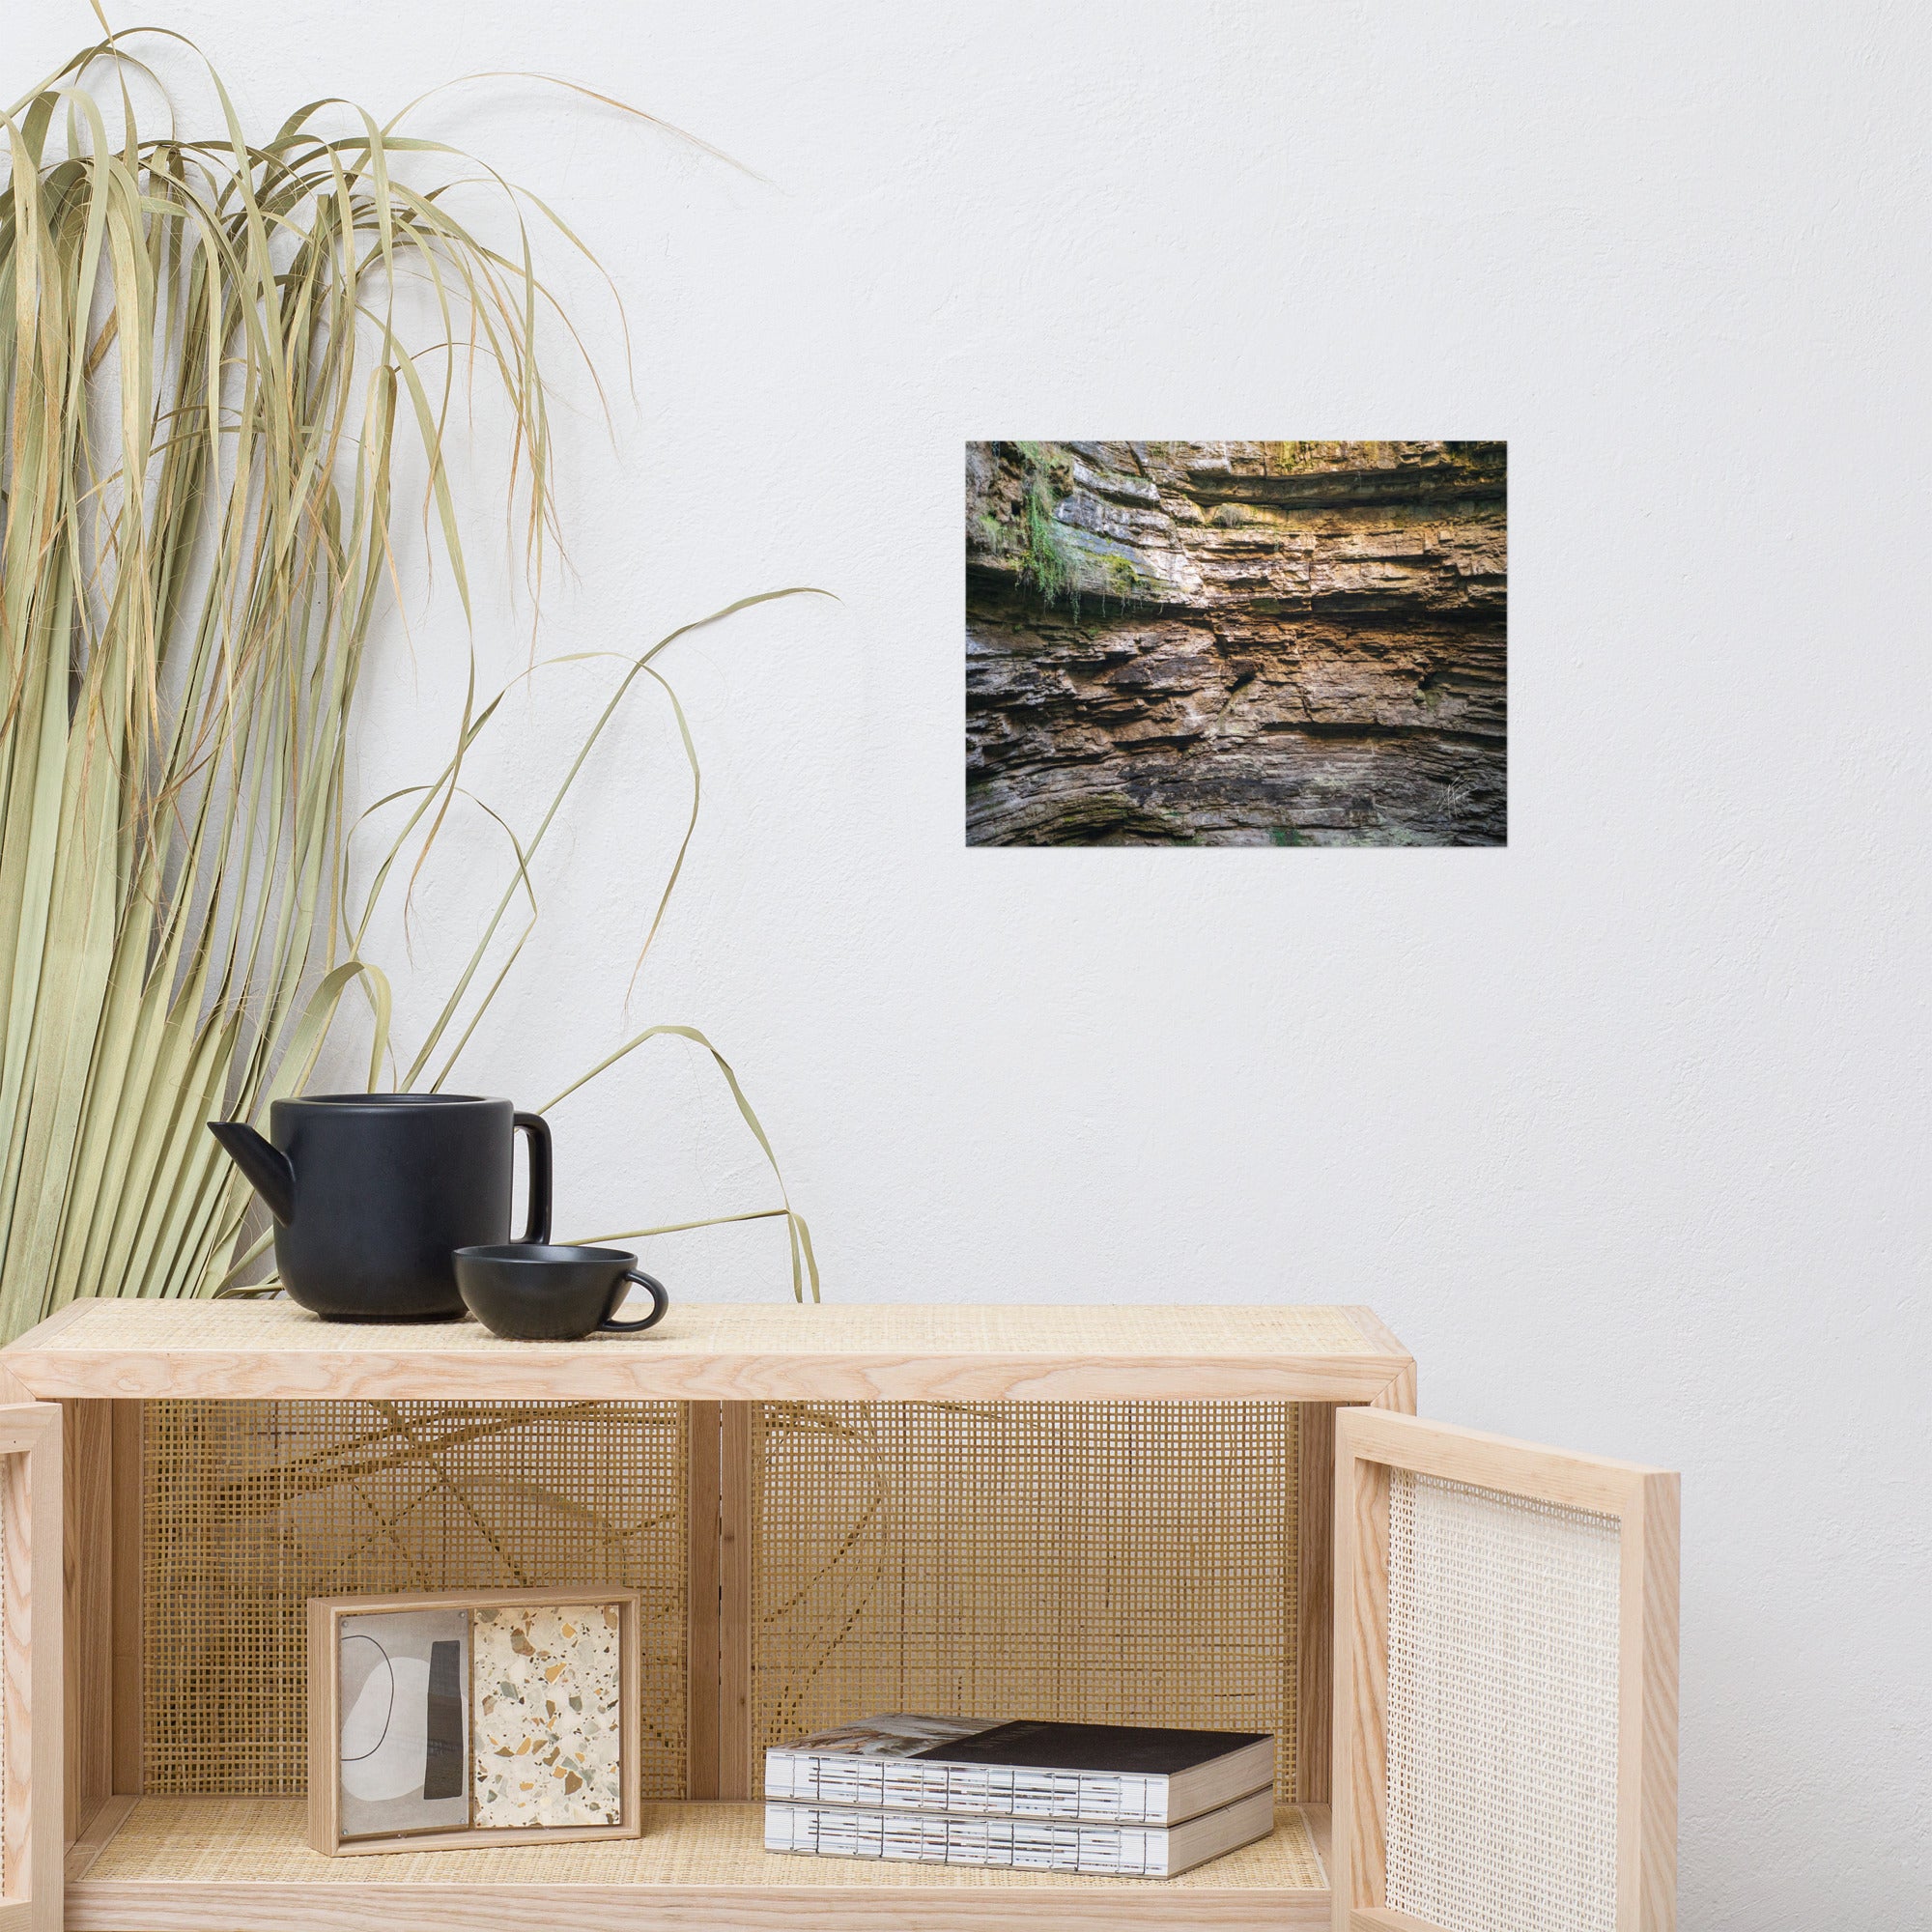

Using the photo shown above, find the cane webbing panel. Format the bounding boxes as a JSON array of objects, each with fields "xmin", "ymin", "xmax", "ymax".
[
  {"xmin": 751, "ymin": 1402, "xmax": 1300, "ymax": 1799},
  {"xmin": 142, "ymin": 1401, "xmax": 686, "ymax": 1797},
  {"xmin": 81, "ymin": 1796, "xmax": 1327, "ymax": 1889},
  {"xmin": 1385, "ymin": 1470, "xmax": 1620, "ymax": 1932}
]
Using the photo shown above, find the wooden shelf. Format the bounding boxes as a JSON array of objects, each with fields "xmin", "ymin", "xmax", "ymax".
[
  {"xmin": 2, "ymin": 1298, "xmax": 1412, "ymax": 1404},
  {"xmin": 65, "ymin": 1797, "xmax": 1333, "ymax": 1930}
]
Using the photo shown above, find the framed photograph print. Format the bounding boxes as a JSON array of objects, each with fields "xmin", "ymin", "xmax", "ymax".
[{"xmin": 307, "ymin": 1586, "xmax": 642, "ymax": 1855}]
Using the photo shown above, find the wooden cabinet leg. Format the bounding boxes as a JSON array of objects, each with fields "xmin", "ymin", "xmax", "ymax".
[
  {"xmin": 685, "ymin": 1401, "xmax": 755, "ymax": 1802},
  {"xmin": 686, "ymin": 1402, "xmax": 722, "ymax": 1798},
  {"xmin": 62, "ymin": 1399, "xmax": 112, "ymax": 1841},
  {"xmin": 718, "ymin": 1402, "xmax": 753, "ymax": 1800}
]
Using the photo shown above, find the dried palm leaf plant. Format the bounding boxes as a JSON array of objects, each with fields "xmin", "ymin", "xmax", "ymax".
[{"xmin": 0, "ymin": 24, "xmax": 818, "ymax": 1340}]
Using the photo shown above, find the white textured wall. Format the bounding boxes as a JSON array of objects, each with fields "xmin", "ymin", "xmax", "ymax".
[{"xmin": 16, "ymin": 3, "xmax": 1928, "ymax": 1921}]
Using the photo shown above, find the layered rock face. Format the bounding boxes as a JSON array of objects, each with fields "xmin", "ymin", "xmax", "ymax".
[{"xmin": 965, "ymin": 441, "xmax": 1506, "ymax": 845}]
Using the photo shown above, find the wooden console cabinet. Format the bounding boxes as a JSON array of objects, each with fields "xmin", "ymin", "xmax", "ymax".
[{"xmin": 0, "ymin": 1298, "xmax": 1674, "ymax": 1932}]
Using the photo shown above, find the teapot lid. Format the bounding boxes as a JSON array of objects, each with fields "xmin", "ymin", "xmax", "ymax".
[{"xmin": 281, "ymin": 1092, "xmax": 507, "ymax": 1108}]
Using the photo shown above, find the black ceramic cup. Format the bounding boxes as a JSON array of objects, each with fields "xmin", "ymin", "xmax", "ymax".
[{"xmin": 452, "ymin": 1243, "xmax": 669, "ymax": 1342}]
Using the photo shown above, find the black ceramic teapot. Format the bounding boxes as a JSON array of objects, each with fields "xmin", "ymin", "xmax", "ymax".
[{"xmin": 209, "ymin": 1094, "xmax": 551, "ymax": 1321}]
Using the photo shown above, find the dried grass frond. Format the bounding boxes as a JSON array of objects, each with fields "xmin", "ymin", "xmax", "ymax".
[{"xmin": 0, "ymin": 26, "xmax": 818, "ymax": 1337}]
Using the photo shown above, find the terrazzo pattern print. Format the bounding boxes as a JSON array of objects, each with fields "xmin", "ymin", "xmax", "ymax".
[{"xmin": 471, "ymin": 1603, "xmax": 624, "ymax": 1828}]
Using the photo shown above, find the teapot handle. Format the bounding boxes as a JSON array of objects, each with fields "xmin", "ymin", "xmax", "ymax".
[
  {"xmin": 513, "ymin": 1112, "xmax": 553, "ymax": 1244},
  {"xmin": 600, "ymin": 1270, "xmax": 669, "ymax": 1333}
]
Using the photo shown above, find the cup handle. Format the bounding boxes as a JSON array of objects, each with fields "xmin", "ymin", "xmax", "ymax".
[
  {"xmin": 600, "ymin": 1270, "xmax": 669, "ymax": 1333},
  {"xmin": 513, "ymin": 1112, "xmax": 553, "ymax": 1245}
]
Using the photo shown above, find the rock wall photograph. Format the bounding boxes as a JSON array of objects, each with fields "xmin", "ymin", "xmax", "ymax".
[{"xmin": 965, "ymin": 440, "xmax": 1507, "ymax": 845}]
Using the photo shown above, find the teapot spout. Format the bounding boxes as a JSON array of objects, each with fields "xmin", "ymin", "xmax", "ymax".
[{"xmin": 207, "ymin": 1120, "xmax": 296, "ymax": 1224}]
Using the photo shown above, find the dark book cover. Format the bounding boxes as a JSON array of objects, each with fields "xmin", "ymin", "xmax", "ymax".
[{"xmin": 911, "ymin": 1720, "xmax": 1269, "ymax": 1776}]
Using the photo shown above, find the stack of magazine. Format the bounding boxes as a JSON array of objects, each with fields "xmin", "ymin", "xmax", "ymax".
[{"xmin": 763, "ymin": 1714, "xmax": 1276, "ymax": 1878}]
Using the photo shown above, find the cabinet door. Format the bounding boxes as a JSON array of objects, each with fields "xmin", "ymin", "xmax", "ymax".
[
  {"xmin": 1333, "ymin": 1408, "xmax": 1677, "ymax": 1932},
  {"xmin": 0, "ymin": 1405, "xmax": 60, "ymax": 1932}
]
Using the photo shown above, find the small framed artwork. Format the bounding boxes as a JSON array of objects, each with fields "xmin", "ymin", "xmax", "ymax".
[{"xmin": 306, "ymin": 1586, "xmax": 641, "ymax": 1855}]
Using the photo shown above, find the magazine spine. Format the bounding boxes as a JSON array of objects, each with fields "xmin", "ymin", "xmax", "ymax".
[
  {"xmin": 764, "ymin": 1751, "xmax": 1174, "ymax": 1823},
  {"xmin": 763, "ymin": 1801, "xmax": 1177, "ymax": 1876}
]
